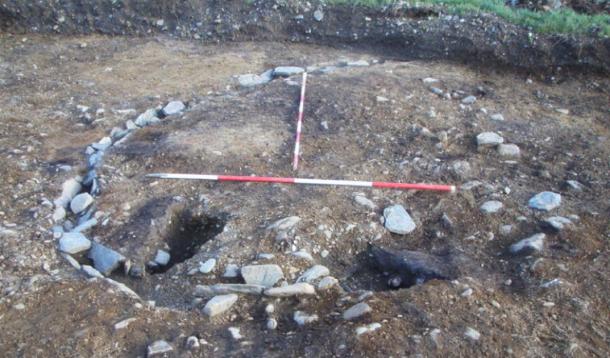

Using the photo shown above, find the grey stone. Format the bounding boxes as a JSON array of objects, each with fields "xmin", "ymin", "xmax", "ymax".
[
  {"xmin": 238, "ymin": 70, "xmax": 273, "ymax": 87},
  {"xmin": 476, "ymin": 132, "xmax": 504, "ymax": 147},
  {"xmin": 490, "ymin": 113, "xmax": 505, "ymax": 121},
  {"xmin": 202, "ymin": 294, "xmax": 238, "ymax": 317},
  {"xmin": 162, "ymin": 101, "xmax": 185, "ymax": 116},
  {"xmin": 430, "ymin": 87, "xmax": 443, "ymax": 96},
  {"xmin": 125, "ymin": 120, "xmax": 138, "ymax": 131},
  {"xmin": 356, "ymin": 323, "xmax": 382, "ymax": 336},
  {"xmin": 58, "ymin": 232, "xmax": 91, "ymax": 254},
  {"xmin": 199, "ymin": 258, "xmax": 216, "ymax": 273},
  {"xmin": 52, "ymin": 206, "xmax": 66, "ymax": 222},
  {"xmin": 54, "ymin": 178, "xmax": 82, "ymax": 208},
  {"xmin": 464, "ymin": 327, "xmax": 480, "ymax": 341},
  {"xmin": 528, "ymin": 192, "xmax": 561, "ymax": 211},
  {"xmin": 81, "ymin": 264, "xmax": 103, "ymax": 278},
  {"xmin": 422, "ymin": 77, "xmax": 439, "ymax": 84},
  {"xmin": 346, "ymin": 60, "xmax": 369, "ymax": 67},
  {"xmin": 499, "ymin": 224, "xmax": 513, "ymax": 236},
  {"xmin": 185, "ymin": 336, "xmax": 200, "ymax": 350},
  {"xmin": 297, "ymin": 265, "xmax": 329, "ymax": 283},
  {"xmin": 480, "ymin": 200, "xmax": 503, "ymax": 214},
  {"xmin": 147, "ymin": 340, "xmax": 173, "ymax": 357},
  {"xmin": 105, "ymin": 278, "xmax": 140, "ymax": 299},
  {"xmin": 154, "ymin": 250, "xmax": 170, "ymax": 266},
  {"xmin": 135, "ymin": 108, "xmax": 160, "ymax": 127},
  {"xmin": 113, "ymin": 317, "xmax": 136, "ymax": 330},
  {"xmin": 383, "ymin": 205, "xmax": 416, "ymax": 234},
  {"xmin": 343, "ymin": 302, "xmax": 372, "ymax": 320},
  {"xmin": 223, "ymin": 263, "xmax": 240, "ymax": 278},
  {"xmin": 461, "ymin": 95, "xmax": 477, "ymax": 104},
  {"xmin": 92, "ymin": 137, "xmax": 112, "ymax": 151},
  {"xmin": 451, "ymin": 160, "xmax": 472, "ymax": 179},
  {"xmin": 354, "ymin": 195, "xmax": 376, "ymax": 210},
  {"xmin": 510, "ymin": 233, "xmax": 546, "ymax": 254},
  {"xmin": 318, "ymin": 276, "xmax": 338, "ymax": 290},
  {"xmin": 294, "ymin": 311, "xmax": 318, "ymax": 325},
  {"xmin": 273, "ymin": 66, "xmax": 304, "ymax": 77},
  {"xmin": 566, "ymin": 180, "xmax": 584, "ymax": 191},
  {"xmin": 290, "ymin": 250, "xmax": 314, "ymax": 261},
  {"xmin": 498, "ymin": 143, "xmax": 521, "ymax": 157},
  {"xmin": 194, "ymin": 284, "xmax": 265, "ymax": 296},
  {"xmin": 264, "ymin": 283, "xmax": 315, "ymax": 297},
  {"xmin": 228, "ymin": 327, "xmax": 242, "ymax": 340},
  {"xmin": 266, "ymin": 318, "xmax": 278, "ymax": 330},
  {"xmin": 88, "ymin": 242, "xmax": 126, "ymax": 275},
  {"xmin": 313, "ymin": 9, "xmax": 324, "ymax": 21},
  {"xmin": 71, "ymin": 218, "xmax": 97, "ymax": 233},
  {"xmin": 241, "ymin": 264, "xmax": 284, "ymax": 288},
  {"xmin": 542, "ymin": 216, "xmax": 573, "ymax": 231},
  {"xmin": 61, "ymin": 253, "xmax": 81, "ymax": 269},
  {"xmin": 70, "ymin": 193, "xmax": 94, "ymax": 214},
  {"xmin": 110, "ymin": 127, "xmax": 129, "ymax": 141},
  {"xmin": 267, "ymin": 216, "xmax": 301, "ymax": 231}
]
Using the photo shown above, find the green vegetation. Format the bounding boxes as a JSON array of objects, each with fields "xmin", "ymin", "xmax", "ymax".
[{"xmin": 328, "ymin": 0, "xmax": 610, "ymax": 37}]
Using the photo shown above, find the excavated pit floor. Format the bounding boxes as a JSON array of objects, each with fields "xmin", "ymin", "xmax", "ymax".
[{"xmin": 0, "ymin": 34, "xmax": 608, "ymax": 357}]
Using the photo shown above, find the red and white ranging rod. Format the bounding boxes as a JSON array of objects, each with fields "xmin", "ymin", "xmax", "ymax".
[
  {"xmin": 146, "ymin": 173, "xmax": 457, "ymax": 193},
  {"xmin": 292, "ymin": 72, "xmax": 308, "ymax": 171}
]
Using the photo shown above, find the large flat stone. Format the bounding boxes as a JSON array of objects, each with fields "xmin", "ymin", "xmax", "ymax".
[{"xmin": 241, "ymin": 264, "xmax": 284, "ymax": 288}]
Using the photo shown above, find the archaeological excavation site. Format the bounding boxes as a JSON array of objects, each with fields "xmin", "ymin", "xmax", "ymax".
[{"xmin": 0, "ymin": 0, "xmax": 608, "ymax": 357}]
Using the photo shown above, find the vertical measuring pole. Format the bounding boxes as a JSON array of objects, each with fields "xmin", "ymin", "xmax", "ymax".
[{"xmin": 292, "ymin": 72, "xmax": 308, "ymax": 171}]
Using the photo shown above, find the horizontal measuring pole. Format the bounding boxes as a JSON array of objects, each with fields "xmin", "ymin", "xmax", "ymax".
[{"xmin": 146, "ymin": 173, "xmax": 457, "ymax": 193}]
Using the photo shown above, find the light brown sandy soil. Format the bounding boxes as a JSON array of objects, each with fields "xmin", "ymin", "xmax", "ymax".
[{"xmin": 0, "ymin": 34, "xmax": 608, "ymax": 357}]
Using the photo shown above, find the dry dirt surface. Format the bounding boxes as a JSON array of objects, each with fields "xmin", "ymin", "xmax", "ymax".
[{"xmin": 0, "ymin": 33, "xmax": 609, "ymax": 357}]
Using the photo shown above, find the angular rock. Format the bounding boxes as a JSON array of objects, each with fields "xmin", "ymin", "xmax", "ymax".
[
  {"xmin": 297, "ymin": 265, "xmax": 329, "ymax": 283},
  {"xmin": 92, "ymin": 136, "xmax": 112, "ymax": 151},
  {"xmin": 461, "ymin": 95, "xmax": 476, "ymax": 104},
  {"xmin": 464, "ymin": 327, "xmax": 480, "ymax": 341},
  {"xmin": 238, "ymin": 70, "xmax": 273, "ymax": 87},
  {"xmin": 476, "ymin": 132, "xmax": 504, "ymax": 147},
  {"xmin": 317, "ymin": 276, "xmax": 338, "ymax": 290},
  {"xmin": 354, "ymin": 195, "xmax": 376, "ymax": 210},
  {"xmin": 88, "ymin": 242, "xmax": 126, "ymax": 275},
  {"xmin": 290, "ymin": 250, "xmax": 314, "ymax": 261},
  {"xmin": 71, "ymin": 218, "xmax": 97, "ymax": 233},
  {"xmin": 346, "ymin": 60, "xmax": 369, "ymax": 67},
  {"xmin": 451, "ymin": 160, "xmax": 472, "ymax": 179},
  {"xmin": 356, "ymin": 323, "xmax": 382, "ymax": 336},
  {"xmin": 81, "ymin": 264, "xmax": 103, "ymax": 278},
  {"xmin": 162, "ymin": 101, "xmax": 185, "ymax": 116},
  {"xmin": 490, "ymin": 113, "xmax": 505, "ymax": 121},
  {"xmin": 294, "ymin": 311, "xmax": 318, "ymax": 325},
  {"xmin": 61, "ymin": 253, "xmax": 81, "ymax": 269},
  {"xmin": 147, "ymin": 340, "xmax": 173, "ymax": 356},
  {"xmin": 343, "ymin": 302, "xmax": 372, "ymax": 320},
  {"xmin": 228, "ymin": 327, "xmax": 242, "ymax": 340},
  {"xmin": 266, "ymin": 318, "xmax": 278, "ymax": 330},
  {"xmin": 135, "ymin": 108, "xmax": 160, "ymax": 127},
  {"xmin": 223, "ymin": 263, "xmax": 240, "ymax": 278},
  {"xmin": 566, "ymin": 180, "xmax": 584, "ymax": 191},
  {"xmin": 154, "ymin": 250, "xmax": 170, "ymax": 266},
  {"xmin": 313, "ymin": 9, "xmax": 324, "ymax": 21},
  {"xmin": 203, "ymin": 294, "xmax": 238, "ymax": 317},
  {"xmin": 70, "ymin": 193, "xmax": 94, "ymax": 214},
  {"xmin": 199, "ymin": 258, "xmax": 216, "ymax": 273},
  {"xmin": 368, "ymin": 244, "xmax": 457, "ymax": 287},
  {"xmin": 498, "ymin": 143, "xmax": 521, "ymax": 157},
  {"xmin": 58, "ymin": 232, "xmax": 91, "ymax": 254},
  {"xmin": 241, "ymin": 264, "xmax": 284, "ymax": 288},
  {"xmin": 264, "ymin": 283, "xmax": 315, "ymax": 297},
  {"xmin": 542, "ymin": 216, "xmax": 573, "ymax": 232},
  {"xmin": 52, "ymin": 206, "xmax": 66, "ymax": 222},
  {"xmin": 185, "ymin": 336, "xmax": 200, "ymax": 350},
  {"xmin": 510, "ymin": 233, "xmax": 546, "ymax": 254},
  {"xmin": 194, "ymin": 284, "xmax": 265, "ymax": 296},
  {"xmin": 528, "ymin": 192, "xmax": 561, "ymax": 211},
  {"xmin": 267, "ymin": 216, "xmax": 301, "ymax": 231},
  {"xmin": 54, "ymin": 178, "xmax": 82, "ymax": 208},
  {"xmin": 383, "ymin": 205, "xmax": 416, "ymax": 234},
  {"xmin": 480, "ymin": 200, "xmax": 503, "ymax": 214},
  {"xmin": 273, "ymin": 66, "xmax": 304, "ymax": 77},
  {"xmin": 114, "ymin": 317, "xmax": 136, "ymax": 330}
]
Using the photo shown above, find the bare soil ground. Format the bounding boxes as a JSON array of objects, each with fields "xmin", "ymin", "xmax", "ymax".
[{"xmin": 0, "ymin": 34, "xmax": 609, "ymax": 357}]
